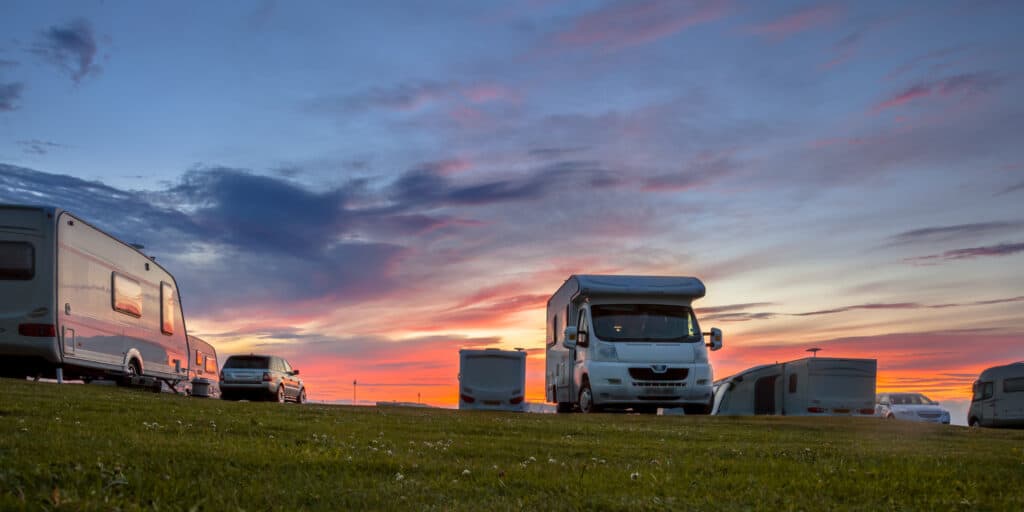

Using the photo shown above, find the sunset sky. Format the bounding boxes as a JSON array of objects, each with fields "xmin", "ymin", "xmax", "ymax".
[{"xmin": 2, "ymin": 1, "xmax": 1022, "ymax": 418}]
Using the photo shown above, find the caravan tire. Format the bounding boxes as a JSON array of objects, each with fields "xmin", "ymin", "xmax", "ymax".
[
  {"xmin": 579, "ymin": 381, "xmax": 599, "ymax": 413},
  {"xmin": 118, "ymin": 359, "xmax": 141, "ymax": 387}
]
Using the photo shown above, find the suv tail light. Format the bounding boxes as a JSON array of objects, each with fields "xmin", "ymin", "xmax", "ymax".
[
  {"xmin": 460, "ymin": 393, "xmax": 475, "ymax": 403},
  {"xmin": 262, "ymin": 372, "xmax": 272, "ymax": 382},
  {"xmin": 19, "ymin": 323, "xmax": 56, "ymax": 337},
  {"xmin": 510, "ymin": 396, "xmax": 524, "ymax": 404},
  {"xmin": 859, "ymin": 408, "xmax": 875, "ymax": 415},
  {"xmin": 807, "ymin": 407, "xmax": 825, "ymax": 413}
]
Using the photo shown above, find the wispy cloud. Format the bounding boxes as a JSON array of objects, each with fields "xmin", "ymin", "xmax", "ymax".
[
  {"xmin": 642, "ymin": 151, "xmax": 740, "ymax": 191},
  {"xmin": 549, "ymin": 0, "xmax": 732, "ymax": 52},
  {"xmin": 16, "ymin": 139, "xmax": 66, "ymax": 155},
  {"xmin": 873, "ymin": 72, "xmax": 1004, "ymax": 112},
  {"xmin": 31, "ymin": 18, "xmax": 101, "ymax": 84},
  {"xmin": 995, "ymin": 181, "xmax": 1024, "ymax": 196},
  {"xmin": 747, "ymin": 3, "xmax": 841, "ymax": 39},
  {"xmin": 884, "ymin": 221, "xmax": 1023, "ymax": 247},
  {"xmin": 904, "ymin": 242, "xmax": 1024, "ymax": 265},
  {"xmin": 0, "ymin": 81, "xmax": 24, "ymax": 111}
]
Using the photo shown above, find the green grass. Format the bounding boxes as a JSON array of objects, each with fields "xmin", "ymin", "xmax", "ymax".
[{"xmin": 1, "ymin": 380, "xmax": 1022, "ymax": 511}]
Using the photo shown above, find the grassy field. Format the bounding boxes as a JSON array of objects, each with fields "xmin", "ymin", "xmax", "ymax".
[{"xmin": 1, "ymin": 380, "xmax": 1022, "ymax": 511}]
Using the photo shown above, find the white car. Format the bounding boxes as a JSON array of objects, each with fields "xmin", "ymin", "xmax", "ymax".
[{"xmin": 876, "ymin": 393, "xmax": 950, "ymax": 424}]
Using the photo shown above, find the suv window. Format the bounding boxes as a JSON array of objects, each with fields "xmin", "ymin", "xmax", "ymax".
[
  {"xmin": 224, "ymin": 356, "xmax": 270, "ymax": 369},
  {"xmin": 281, "ymin": 359, "xmax": 293, "ymax": 373}
]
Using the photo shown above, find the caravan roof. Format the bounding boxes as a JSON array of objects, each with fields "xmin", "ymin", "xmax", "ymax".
[{"xmin": 571, "ymin": 275, "xmax": 706, "ymax": 299}]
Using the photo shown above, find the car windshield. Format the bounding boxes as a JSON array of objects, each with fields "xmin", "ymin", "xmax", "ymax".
[
  {"xmin": 590, "ymin": 304, "xmax": 700, "ymax": 342},
  {"xmin": 224, "ymin": 356, "xmax": 270, "ymax": 369},
  {"xmin": 890, "ymin": 393, "xmax": 935, "ymax": 405}
]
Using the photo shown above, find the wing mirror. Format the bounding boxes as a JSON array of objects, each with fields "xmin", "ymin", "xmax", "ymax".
[
  {"xmin": 292, "ymin": 369, "xmax": 300, "ymax": 376},
  {"xmin": 562, "ymin": 326, "xmax": 578, "ymax": 349},
  {"xmin": 704, "ymin": 327, "xmax": 723, "ymax": 351}
]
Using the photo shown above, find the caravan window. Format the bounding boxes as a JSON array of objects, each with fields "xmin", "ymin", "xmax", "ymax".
[
  {"xmin": 205, "ymin": 355, "xmax": 218, "ymax": 374},
  {"xmin": 1005, "ymin": 378, "xmax": 1024, "ymax": 393},
  {"xmin": 160, "ymin": 282, "xmax": 175, "ymax": 334},
  {"xmin": 0, "ymin": 242, "xmax": 34, "ymax": 280},
  {"xmin": 112, "ymin": 273, "xmax": 143, "ymax": 317}
]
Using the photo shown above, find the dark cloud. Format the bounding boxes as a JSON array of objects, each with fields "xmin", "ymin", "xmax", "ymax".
[
  {"xmin": 389, "ymin": 160, "xmax": 623, "ymax": 208},
  {"xmin": 0, "ymin": 59, "xmax": 19, "ymax": 69},
  {"xmin": 0, "ymin": 81, "xmax": 24, "ymax": 111},
  {"xmin": 17, "ymin": 139, "xmax": 65, "ymax": 155},
  {"xmin": 905, "ymin": 242, "xmax": 1024, "ymax": 265},
  {"xmin": 701, "ymin": 311, "xmax": 779, "ymax": 322},
  {"xmin": 995, "ymin": 181, "xmax": 1024, "ymax": 196},
  {"xmin": 792, "ymin": 302, "xmax": 921, "ymax": 317},
  {"xmin": 643, "ymin": 153, "xmax": 739, "ymax": 191},
  {"xmin": 31, "ymin": 18, "xmax": 100, "ymax": 83},
  {"xmin": 885, "ymin": 221, "xmax": 1023, "ymax": 247},
  {"xmin": 311, "ymin": 81, "xmax": 451, "ymax": 114},
  {"xmin": 696, "ymin": 302, "xmax": 775, "ymax": 314},
  {"xmin": 529, "ymin": 147, "xmax": 588, "ymax": 159}
]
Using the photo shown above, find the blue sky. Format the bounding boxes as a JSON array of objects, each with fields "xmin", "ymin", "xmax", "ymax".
[{"xmin": 1, "ymin": 0, "xmax": 1023, "ymax": 408}]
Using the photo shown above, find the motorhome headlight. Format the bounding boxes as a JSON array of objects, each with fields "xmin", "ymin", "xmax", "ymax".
[{"xmin": 596, "ymin": 343, "xmax": 618, "ymax": 361}]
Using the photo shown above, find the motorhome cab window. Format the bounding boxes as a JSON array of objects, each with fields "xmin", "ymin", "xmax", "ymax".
[
  {"xmin": 550, "ymin": 315, "xmax": 559, "ymax": 346},
  {"xmin": 973, "ymin": 381, "xmax": 994, "ymax": 401},
  {"xmin": 160, "ymin": 282, "xmax": 175, "ymax": 334},
  {"xmin": 0, "ymin": 242, "xmax": 34, "ymax": 280},
  {"xmin": 1005, "ymin": 377, "xmax": 1024, "ymax": 393},
  {"xmin": 112, "ymin": 273, "xmax": 143, "ymax": 317},
  {"xmin": 590, "ymin": 304, "xmax": 699, "ymax": 342}
]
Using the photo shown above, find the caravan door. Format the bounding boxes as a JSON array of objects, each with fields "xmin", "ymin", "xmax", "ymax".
[{"xmin": 754, "ymin": 375, "xmax": 778, "ymax": 415}]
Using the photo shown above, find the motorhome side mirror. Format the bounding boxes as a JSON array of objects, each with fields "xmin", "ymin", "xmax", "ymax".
[
  {"xmin": 562, "ymin": 326, "xmax": 578, "ymax": 349},
  {"xmin": 705, "ymin": 327, "xmax": 723, "ymax": 351}
]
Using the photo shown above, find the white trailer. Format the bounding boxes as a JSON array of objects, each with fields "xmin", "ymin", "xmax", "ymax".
[
  {"xmin": 458, "ymin": 348, "xmax": 526, "ymax": 411},
  {"xmin": 187, "ymin": 335, "xmax": 220, "ymax": 398},
  {"xmin": 968, "ymin": 362, "xmax": 1024, "ymax": 428},
  {"xmin": 0, "ymin": 204, "xmax": 190, "ymax": 388},
  {"xmin": 712, "ymin": 357, "xmax": 877, "ymax": 416},
  {"xmin": 544, "ymin": 275, "xmax": 723, "ymax": 414}
]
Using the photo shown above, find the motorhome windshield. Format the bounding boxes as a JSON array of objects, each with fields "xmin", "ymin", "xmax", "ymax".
[
  {"xmin": 0, "ymin": 242, "xmax": 34, "ymax": 280},
  {"xmin": 591, "ymin": 304, "xmax": 699, "ymax": 342}
]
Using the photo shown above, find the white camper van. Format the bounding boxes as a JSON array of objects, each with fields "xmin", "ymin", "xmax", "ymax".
[
  {"xmin": 458, "ymin": 348, "xmax": 526, "ymax": 411},
  {"xmin": 968, "ymin": 362, "xmax": 1024, "ymax": 428},
  {"xmin": 0, "ymin": 205, "xmax": 190, "ymax": 388},
  {"xmin": 712, "ymin": 357, "xmax": 876, "ymax": 416},
  {"xmin": 544, "ymin": 275, "xmax": 723, "ymax": 414}
]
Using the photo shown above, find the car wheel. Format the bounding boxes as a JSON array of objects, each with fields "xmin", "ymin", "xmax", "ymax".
[
  {"xmin": 578, "ymin": 380, "xmax": 598, "ymax": 413},
  {"xmin": 296, "ymin": 388, "xmax": 306, "ymax": 404},
  {"xmin": 275, "ymin": 385, "xmax": 285, "ymax": 403}
]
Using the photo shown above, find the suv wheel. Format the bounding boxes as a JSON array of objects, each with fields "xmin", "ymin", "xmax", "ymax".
[
  {"xmin": 296, "ymin": 388, "xmax": 306, "ymax": 404},
  {"xmin": 275, "ymin": 385, "xmax": 285, "ymax": 403}
]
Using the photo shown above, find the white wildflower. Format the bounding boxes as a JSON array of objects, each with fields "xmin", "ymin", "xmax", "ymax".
[
  {"xmin": 395, "ymin": 472, "xmax": 405, "ymax": 481},
  {"xmin": 630, "ymin": 472, "xmax": 640, "ymax": 481},
  {"xmin": 462, "ymin": 469, "xmax": 471, "ymax": 476}
]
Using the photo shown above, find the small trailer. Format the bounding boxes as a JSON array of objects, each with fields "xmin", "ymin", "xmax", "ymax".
[
  {"xmin": 712, "ymin": 357, "xmax": 876, "ymax": 416},
  {"xmin": 187, "ymin": 335, "xmax": 220, "ymax": 398},
  {"xmin": 458, "ymin": 348, "xmax": 526, "ymax": 412},
  {"xmin": 0, "ymin": 204, "xmax": 190, "ymax": 389},
  {"xmin": 968, "ymin": 362, "xmax": 1024, "ymax": 428}
]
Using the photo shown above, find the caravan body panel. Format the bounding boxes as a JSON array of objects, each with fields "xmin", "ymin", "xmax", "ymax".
[{"xmin": 459, "ymin": 348, "xmax": 526, "ymax": 411}]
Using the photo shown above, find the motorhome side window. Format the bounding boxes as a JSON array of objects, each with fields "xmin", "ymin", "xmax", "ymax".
[
  {"xmin": 1005, "ymin": 377, "xmax": 1024, "ymax": 393},
  {"xmin": 551, "ymin": 315, "xmax": 559, "ymax": 346},
  {"xmin": 0, "ymin": 242, "xmax": 34, "ymax": 280},
  {"xmin": 112, "ymin": 273, "xmax": 143, "ymax": 317},
  {"xmin": 160, "ymin": 282, "xmax": 175, "ymax": 335}
]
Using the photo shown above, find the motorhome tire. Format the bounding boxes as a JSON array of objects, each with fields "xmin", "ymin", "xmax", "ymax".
[
  {"xmin": 968, "ymin": 417, "xmax": 979, "ymax": 427},
  {"xmin": 579, "ymin": 381, "xmax": 598, "ymax": 413}
]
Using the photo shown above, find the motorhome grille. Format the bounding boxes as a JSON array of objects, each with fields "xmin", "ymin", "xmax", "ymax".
[{"xmin": 628, "ymin": 368, "xmax": 688, "ymax": 381}]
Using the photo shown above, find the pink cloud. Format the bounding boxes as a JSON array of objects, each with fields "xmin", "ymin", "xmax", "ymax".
[
  {"xmin": 461, "ymin": 84, "xmax": 517, "ymax": 104},
  {"xmin": 552, "ymin": 0, "xmax": 732, "ymax": 51},
  {"xmin": 872, "ymin": 72, "xmax": 1004, "ymax": 113},
  {"xmin": 747, "ymin": 3, "xmax": 841, "ymax": 39}
]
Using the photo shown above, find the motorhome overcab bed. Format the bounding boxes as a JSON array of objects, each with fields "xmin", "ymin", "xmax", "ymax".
[
  {"xmin": 968, "ymin": 362, "xmax": 1024, "ymax": 428},
  {"xmin": 545, "ymin": 275, "xmax": 723, "ymax": 414},
  {"xmin": 712, "ymin": 357, "xmax": 877, "ymax": 416},
  {"xmin": 0, "ymin": 204, "xmax": 190, "ymax": 388},
  {"xmin": 458, "ymin": 348, "xmax": 526, "ymax": 411}
]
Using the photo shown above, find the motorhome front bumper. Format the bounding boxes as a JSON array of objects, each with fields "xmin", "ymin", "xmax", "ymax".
[{"xmin": 587, "ymin": 362, "xmax": 713, "ymax": 405}]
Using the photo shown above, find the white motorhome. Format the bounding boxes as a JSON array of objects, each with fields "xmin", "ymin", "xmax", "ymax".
[
  {"xmin": 712, "ymin": 357, "xmax": 877, "ymax": 416},
  {"xmin": 458, "ymin": 348, "xmax": 526, "ymax": 412},
  {"xmin": 544, "ymin": 275, "xmax": 723, "ymax": 414},
  {"xmin": 968, "ymin": 362, "xmax": 1024, "ymax": 428},
  {"xmin": 0, "ymin": 204, "xmax": 190, "ymax": 388}
]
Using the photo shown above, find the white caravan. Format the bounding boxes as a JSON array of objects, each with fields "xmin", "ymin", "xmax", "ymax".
[
  {"xmin": 187, "ymin": 335, "xmax": 220, "ymax": 398},
  {"xmin": 968, "ymin": 362, "xmax": 1024, "ymax": 428},
  {"xmin": 712, "ymin": 357, "xmax": 876, "ymax": 416},
  {"xmin": 458, "ymin": 348, "xmax": 526, "ymax": 411},
  {"xmin": 544, "ymin": 275, "xmax": 723, "ymax": 414},
  {"xmin": 0, "ymin": 205, "xmax": 190, "ymax": 388}
]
